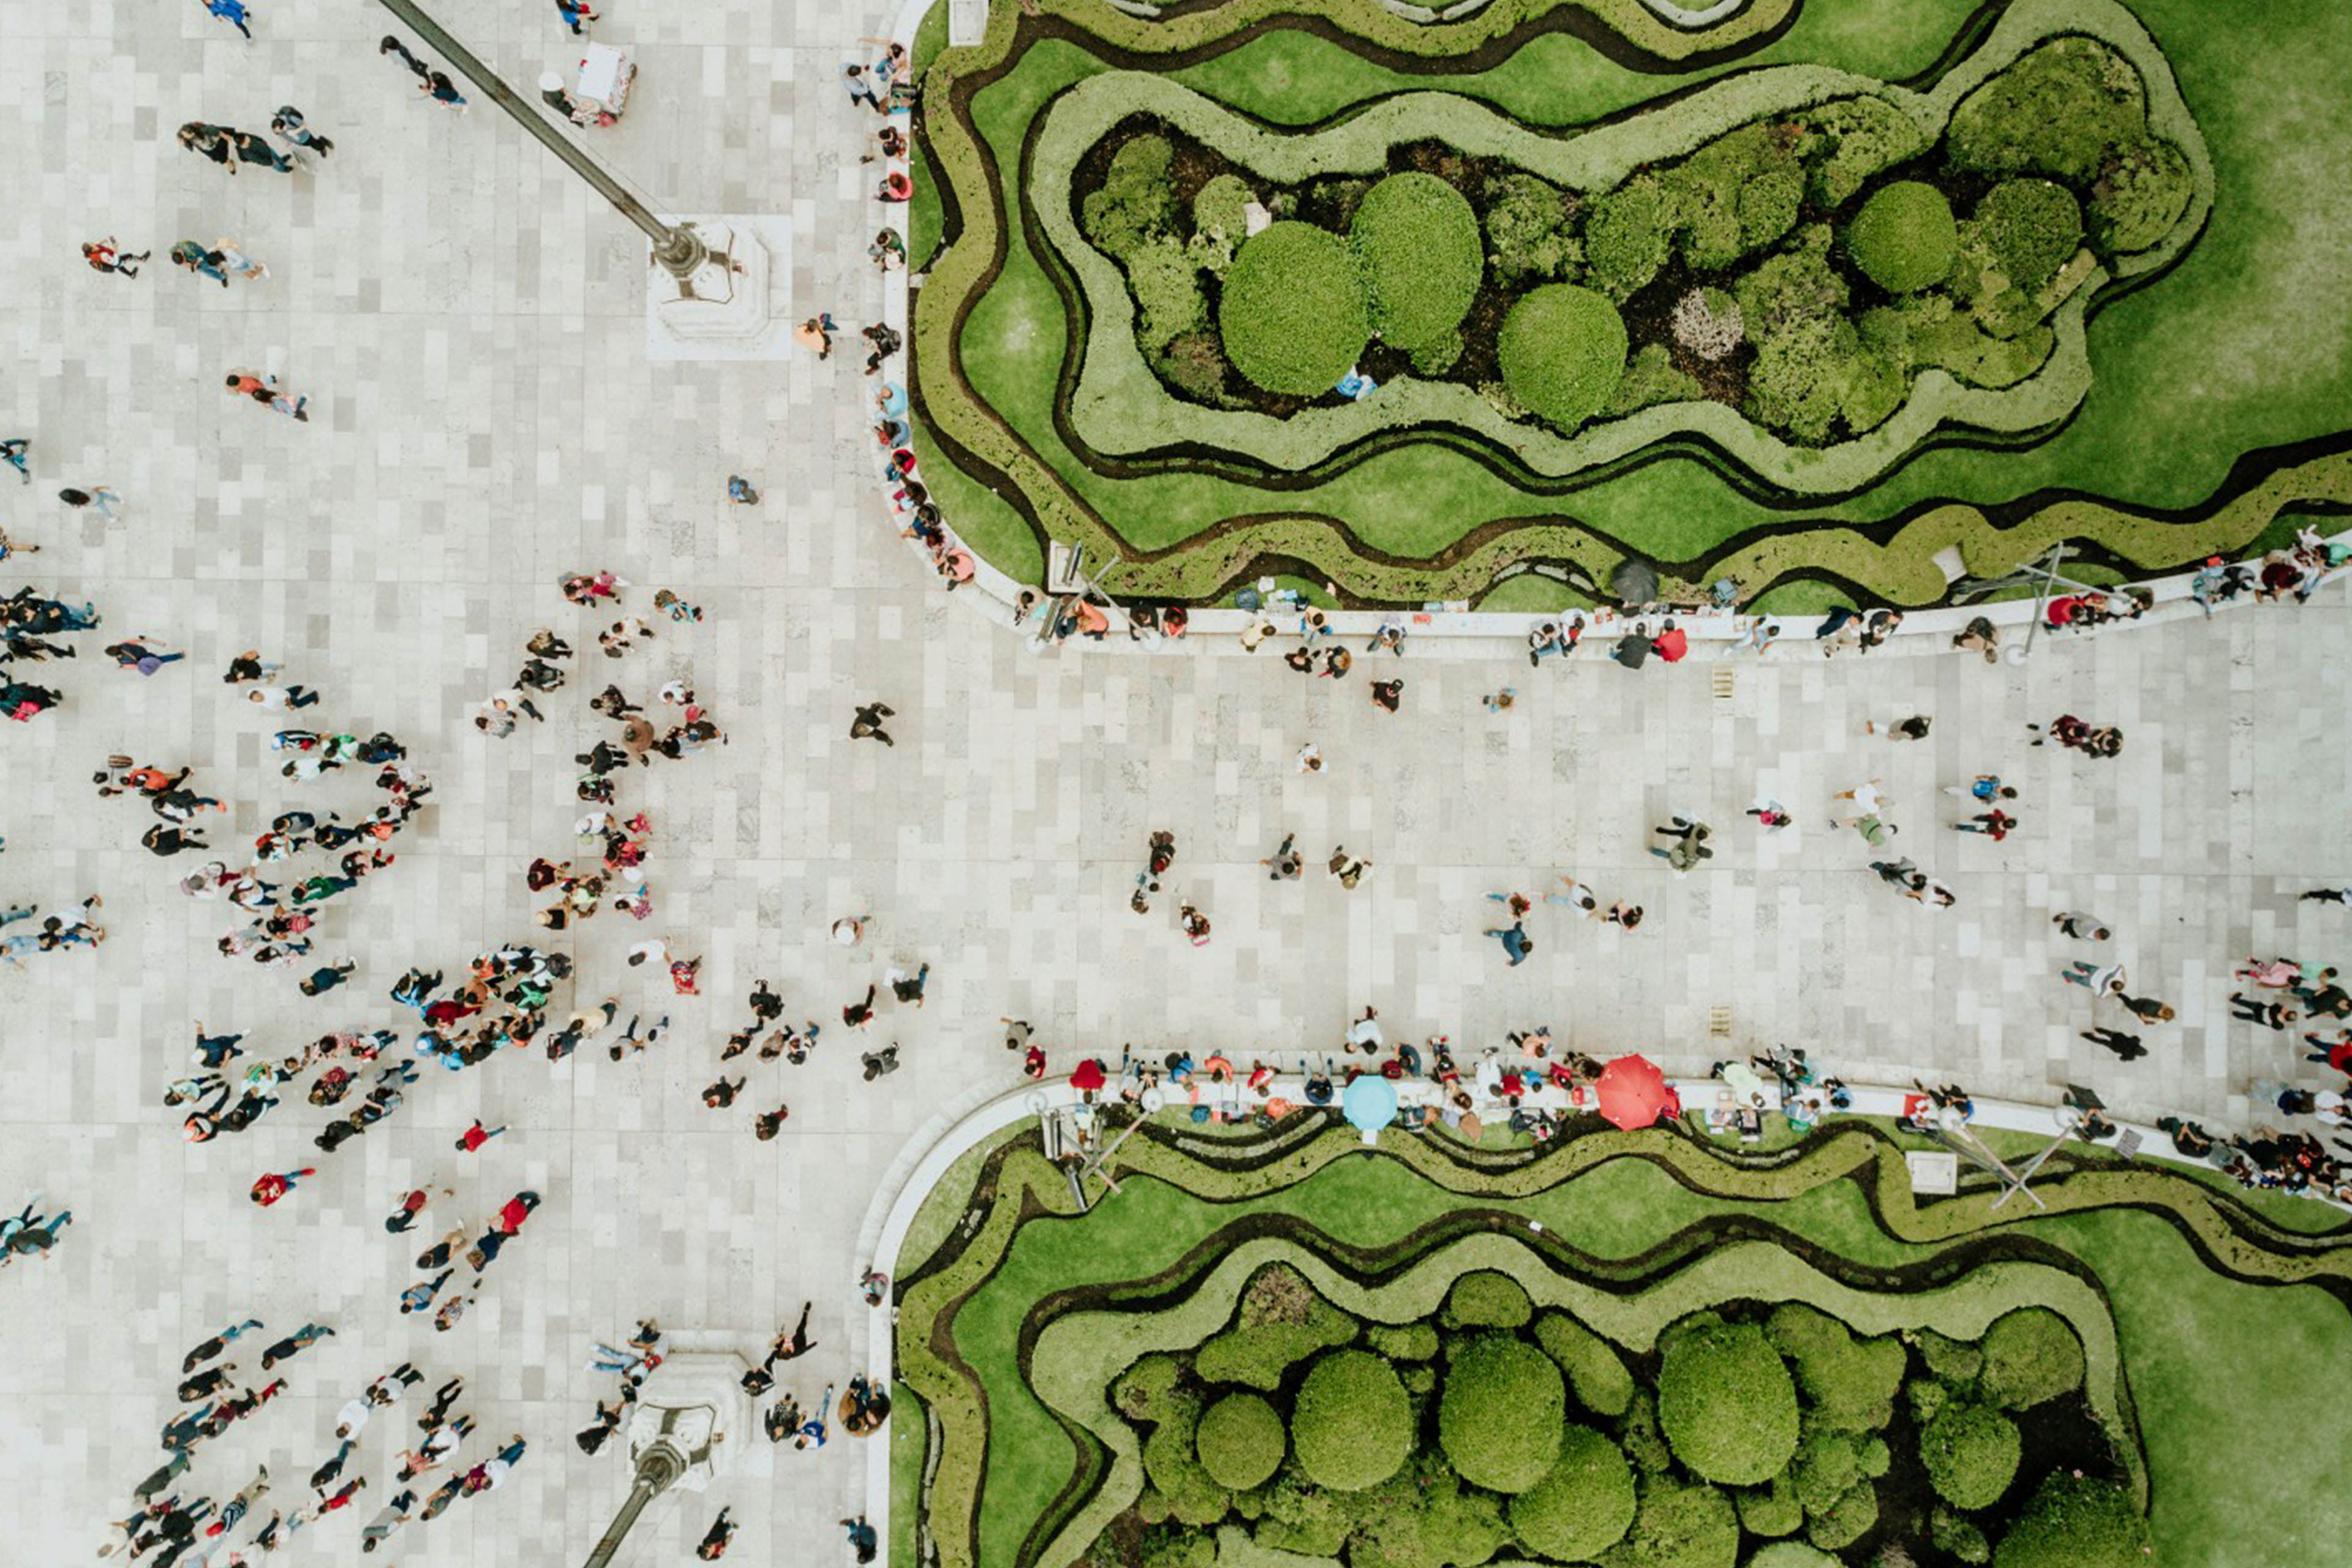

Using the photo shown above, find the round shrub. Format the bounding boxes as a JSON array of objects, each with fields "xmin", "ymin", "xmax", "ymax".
[
  {"xmin": 1290, "ymin": 1349, "xmax": 1410, "ymax": 1491},
  {"xmin": 1498, "ymin": 284, "xmax": 1628, "ymax": 434},
  {"xmin": 1993, "ymin": 1472, "xmax": 2151, "ymax": 1568},
  {"xmin": 1611, "ymin": 1480, "xmax": 1738, "ymax": 1568},
  {"xmin": 1442, "ymin": 1270, "xmax": 1533, "ymax": 1330},
  {"xmin": 1656, "ymin": 1319, "xmax": 1800, "ymax": 1486},
  {"xmin": 1218, "ymin": 222, "xmax": 1371, "ymax": 396},
  {"xmin": 1920, "ymin": 1403, "xmax": 2020, "ymax": 1509},
  {"xmin": 1193, "ymin": 174, "xmax": 1254, "ymax": 243},
  {"xmin": 1438, "ymin": 1334, "xmax": 1565, "ymax": 1494},
  {"xmin": 1977, "ymin": 1309, "xmax": 2084, "ymax": 1411},
  {"xmin": 1196, "ymin": 1392, "xmax": 1286, "ymax": 1492},
  {"xmin": 1584, "ymin": 178, "xmax": 1670, "ymax": 299},
  {"xmin": 1081, "ymin": 134, "xmax": 1175, "ymax": 260},
  {"xmin": 1976, "ymin": 179, "xmax": 2081, "ymax": 288},
  {"xmin": 1736, "ymin": 1477, "xmax": 1802, "ymax": 1539},
  {"xmin": 1845, "ymin": 181, "xmax": 1957, "ymax": 293},
  {"xmin": 1508, "ymin": 1426, "xmax": 1635, "ymax": 1561},
  {"xmin": 1349, "ymin": 172, "xmax": 1483, "ymax": 353},
  {"xmin": 1749, "ymin": 1547, "xmax": 1840, "ymax": 1568},
  {"xmin": 1737, "ymin": 169, "xmax": 1804, "ymax": 254}
]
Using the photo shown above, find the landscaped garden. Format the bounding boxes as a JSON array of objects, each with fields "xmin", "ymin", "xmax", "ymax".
[
  {"xmin": 889, "ymin": 1112, "xmax": 2352, "ymax": 1568},
  {"xmin": 906, "ymin": 0, "xmax": 2352, "ymax": 609}
]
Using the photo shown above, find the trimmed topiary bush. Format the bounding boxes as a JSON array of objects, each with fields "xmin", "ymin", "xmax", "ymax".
[
  {"xmin": 1946, "ymin": 37, "xmax": 2147, "ymax": 184},
  {"xmin": 1196, "ymin": 1392, "xmax": 1286, "ymax": 1492},
  {"xmin": 1498, "ymin": 284, "xmax": 1628, "ymax": 434},
  {"xmin": 1081, "ymin": 134, "xmax": 1175, "ymax": 260},
  {"xmin": 1368, "ymin": 1322, "xmax": 1441, "ymax": 1361},
  {"xmin": 1535, "ymin": 1312, "xmax": 1635, "ymax": 1418},
  {"xmin": 1193, "ymin": 173, "xmax": 1253, "ymax": 244},
  {"xmin": 1351, "ymin": 172, "xmax": 1483, "ymax": 353},
  {"xmin": 1803, "ymin": 1479, "xmax": 1878, "ymax": 1551},
  {"xmin": 1737, "ymin": 169, "xmax": 1804, "ymax": 255},
  {"xmin": 1509, "ymin": 1425, "xmax": 1636, "ymax": 1562},
  {"xmin": 1977, "ymin": 1309, "xmax": 2084, "ymax": 1411},
  {"xmin": 1193, "ymin": 1265, "xmax": 1357, "ymax": 1390},
  {"xmin": 1443, "ymin": 1270, "xmax": 1534, "ymax": 1330},
  {"xmin": 1438, "ymin": 1333, "xmax": 1566, "ymax": 1494},
  {"xmin": 1975, "ymin": 179, "xmax": 2082, "ymax": 288},
  {"xmin": 2089, "ymin": 138, "xmax": 2193, "ymax": 254},
  {"xmin": 1584, "ymin": 178, "xmax": 1670, "ymax": 300},
  {"xmin": 1218, "ymin": 221, "xmax": 1371, "ymax": 396},
  {"xmin": 1125, "ymin": 238, "xmax": 1205, "ymax": 353},
  {"xmin": 1748, "ymin": 1545, "xmax": 1840, "ymax": 1568},
  {"xmin": 1931, "ymin": 1506, "xmax": 1992, "ymax": 1565},
  {"xmin": 1606, "ymin": 1480, "xmax": 1738, "ymax": 1568},
  {"xmin": 1735, "ymin": 1477, "xmax": 1803, "ymax": 1539},
  {"xmin": 1483, "ymin": 172, "xmax": 1580, "ymax": 288},
  {"xmin": 1656, "ymin": 1317, "xmax": 1800, "ymax": 1486},
  {"xmin": 1845, "ymin": 181, "xmax": 1958, "ymax": 294},
  {"xmin": 1992, "ymin": 1473, "xmax": 2151, "ymax": 1568},
  {"xmin": 1765, "ymin": 1304, "xmax": 1904, "ymax": 1434},
  {"xmin": 1291, "ymin": 1349, "xmax": 1411, "ymax": 1491},
  {"xmin": 1920, "ymin": 1404, "xmax": 2021, "ymax": 1509}
]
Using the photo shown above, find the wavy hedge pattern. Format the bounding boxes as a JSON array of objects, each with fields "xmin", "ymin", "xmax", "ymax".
[
  {"xmin": 891, "ymin": 1116, "xmax": 2352, "ymax": 1568},
  {"xmin": 1036, "ymin": 0, "xmax": 2207, "ymax": 490}
]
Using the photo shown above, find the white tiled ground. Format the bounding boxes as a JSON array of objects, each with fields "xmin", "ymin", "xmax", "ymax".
[{"xmin": 2, "ymin": 2, "xmax": 2350, "ymax": 1564}]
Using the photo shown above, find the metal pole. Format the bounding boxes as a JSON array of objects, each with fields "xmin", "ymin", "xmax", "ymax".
[
  {"xmin": 373, "ymin": 0, "xmax": 708, "ymax": 281},
  {"xmin": 582, "ymin": 1446, "xmax": 685, "ymax": 1568}
]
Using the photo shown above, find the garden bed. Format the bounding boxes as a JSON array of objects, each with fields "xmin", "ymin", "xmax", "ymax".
[{"xmin": 908, "ymin": 0, "xmax": 2352, "ymax": 607}]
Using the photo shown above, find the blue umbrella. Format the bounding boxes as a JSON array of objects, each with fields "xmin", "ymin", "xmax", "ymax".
[{"xmin": 1343, "ymin": 1074, "xmax": 1397, "ymax": 1134}]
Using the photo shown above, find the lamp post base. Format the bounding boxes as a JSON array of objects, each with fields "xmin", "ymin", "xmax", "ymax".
[{"xmin": 646, "ymin": 216, "xmax": 795, "ymax": 362}]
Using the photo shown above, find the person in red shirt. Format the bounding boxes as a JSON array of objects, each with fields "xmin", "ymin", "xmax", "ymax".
[
  {"xmin": 250, "ymin": 1167, "xmax": 315, "ymax": 1206},
  {"xmin": 454, "ymin": 1119, "xmax": 505, "ymax": 1153},
  {"xmin": 1954, "ymin": 810, "xmax": 2016, "ymax": 841},
  {"xmin": 496, "ymin": 1191, "xmax": 540, "ymax": 1234}
]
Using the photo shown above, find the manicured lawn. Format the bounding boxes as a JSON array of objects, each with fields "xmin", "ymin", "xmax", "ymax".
[{"xmin": 922, "ymin": 0, "xmax": 2352, "ymax": 601}]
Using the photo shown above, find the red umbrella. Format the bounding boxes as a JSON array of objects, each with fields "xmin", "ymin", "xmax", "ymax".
[
  {"xmin": 1070, "ymin": 1058, "xmax": 1106, "ymax": 1092},
  {"xmin": 1594, "ymin": 1054, "xmax": 1679, "ymax": 1129}
]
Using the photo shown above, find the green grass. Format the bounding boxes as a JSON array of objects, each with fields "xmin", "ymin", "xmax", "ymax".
[
  {"xmin": 932, "ymin": 1143, "xmax": 2352, "ymax": 1568},
  {"xmin": 911, "ymin": 407, "xmax": 1045, "ymax": 585},
  {"xmin": 909, "ymin": 0, "xmax": 949, "ymax": 269},
  {"xmin": 930, "ymin": 0, "xmax": 2352, "ymax": 601},
  {"xmin": 892, "ymin": 1381, "xmax": 929, "ymax": 1568}
]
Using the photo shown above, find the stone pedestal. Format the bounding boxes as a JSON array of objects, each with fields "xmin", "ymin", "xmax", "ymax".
[
  {"xmin": 646, "ymin": 216, "xmax": 795, "ymax": 362},
  {"xmin": 584, "ymin": 1348, "xmax": 756, "ymax": 1567}
]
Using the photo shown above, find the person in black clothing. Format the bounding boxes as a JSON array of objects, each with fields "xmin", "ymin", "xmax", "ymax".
[{"xmin": 2081, "ymin": 1027, "xmax": 2146, "ymax": 1061}]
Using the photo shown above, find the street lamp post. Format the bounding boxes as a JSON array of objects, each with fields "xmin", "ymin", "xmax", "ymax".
[{"xmin": 372, "ymin": 0, "xmax": 712, "ymax": 288}]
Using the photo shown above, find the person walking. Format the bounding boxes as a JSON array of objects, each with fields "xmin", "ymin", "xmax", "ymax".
[
  {"xmin": 454, "ymin": 1118, "xmax": 506, "ymax": 1153},
  {"xmin": 214, "ymin": 238, "xmax": 268, "ymax": 281},
  {"xmin": 1954, "ymin": 809, "xmax": 2017, "ymax": 840},
  {"xmin": 422, "ymin": 70, "xmax": 469, "ymax": 111},
  {"xmin": 1484, "ymin": 922, "xmax": 1534, "ymax": 966},
  {"xmin": 554, "ymin": 0, "xmax": 598, "ymax": 33},
  {"xmin": 2052, "ymin": 912, "xmax": 2111, "ymax": 940},
  {"xmin": 61, "ymin": 485, "xmax": 124, "ymax": 519},
  {"xmin": 1327, "ymin": 846, "xmax": 1370, "ymax": 889},
  {"xmin": 174, "ymin": 241, "xmax": 230, "ymax": 285},
  {"xmin": 380, "ymin": 34, "xmax": 430, "ymax": 80},
  {"xmin": 843, "ymin": 1517, "xmax": 880, "ymax": 1565},
  {"xmin": 2081, "ymin": 1027, "xmax": 2146, "ymax": 1061},
  {"xmin": 271, "ymin": 105, "xmax": 333, "ymax": 158},
  {"xmin": 83, "ymin": 237, "xmax": 149, "ymax": 277},
  {"xmin": 696, "ymin": 1509, "xmax": 737, "ymax": 1559},
  {"xmin": 2059, "ymin": 959, "xmax": 2126, "ymax": 997},
  {"xmin": 0, "ymin": 437, "xmax": 27, "ymax": 483},
  {"xmin": 249, "ymin": 1167, "xmax": 317, "ymax": 1207},
  {"xmin": 850, "ymin": 701, "xmax": 895, "ymax": 746},
  {"xmin": 204, "ymin": 0, "xmax": 255, "ymax": 39}
]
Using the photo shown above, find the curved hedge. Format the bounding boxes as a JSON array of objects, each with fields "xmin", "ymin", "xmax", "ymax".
[
  {"xmin": 1535, "ymin": 1310, "xmax": 1637, "ymax": 1417},
  {"xmin": 1219, "ymin": 222, "xmax": 1371, "ymax": 396},
  {"xmin": 1507, "ymin": 1424, "xmax": 1636, "ymax": 1560},
  {"xmin": 1656, "ymin": 1317, "xmax": 1801, "ymax": 1485},
  {"xmin": 1291, "ymin": 1349, "xmax": 1411, "ymax": 1490},
  {"xmin": 1438, "ymin": 1334, "xmax": 1567, "ymax": 1493},
  {"xmin": 1920, "ymin": 1403, "xmax": 2021, "ymax": 1509},
  {"xmin": 1845, "ymin": 181, "xmax": 1958, "ymax": 294},
  {"xmin": 1195, "ymin": 1392, "xmax": 1286, "ymax": 1491},
  {"xmin": 1994, "ymin": 1472, "xmax": 2153, "ymax": 1568},
  {"xmin": 1978, "ymin": 1307, "xmax": 2085, "ymax": 1410},
  {"xmin": 1499, "ymin": 284, "xmax": 1629, "ymax": 434},
  {"xmin": 1351, "ymin": 172, "xmax": 1484, "ymax": 353}
]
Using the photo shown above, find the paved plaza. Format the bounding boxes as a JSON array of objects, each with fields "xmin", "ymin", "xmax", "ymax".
[{"xmin": 2, "ymin": 3, "xmax": 2349, "ymax": 1566}]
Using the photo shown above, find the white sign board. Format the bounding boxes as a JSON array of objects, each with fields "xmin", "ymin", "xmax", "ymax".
[{"xmin": 1905, "ymin": 1151, "xmax": 1959, "ymax": 1196}]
